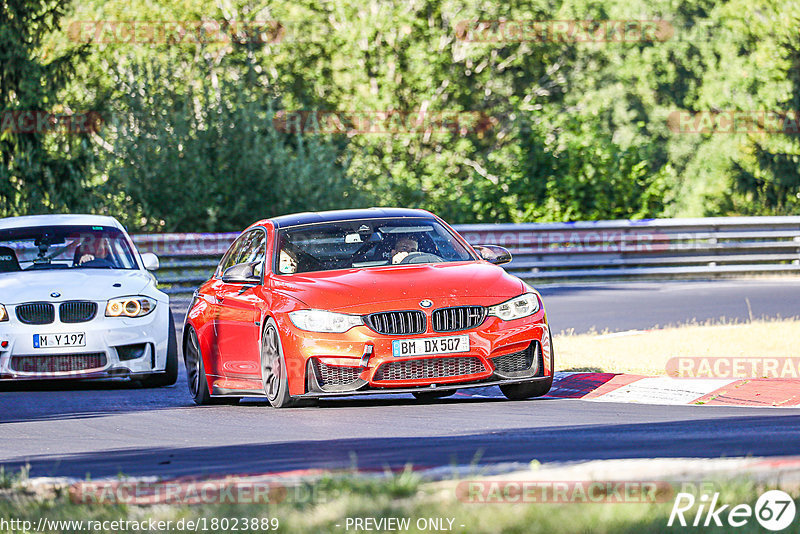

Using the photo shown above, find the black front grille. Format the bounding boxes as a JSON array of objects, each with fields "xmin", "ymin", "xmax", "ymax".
[
  {"xmin": 491, "ymin": 342, "xmax": 539, "ymax": 378},
  {"xmin": 15, "ymin": 303, "xmax": 55, "ymax": 325},
  {"xmin": 364, "ymin": 311, "xmax": 426, "ymax": 335},
  {"xmin": 59, "ymin": 301, "xmax": 98, "ymax": 323},
  {"xmin": 11, "ymin": 353, "xmax": 107, "ymax": 373},
  {"xmin": 373, "ymin": 357, "xmax": 485, "ymax": 381},
  {"xmin": 432, "ymin": 306, "xmax": 486, "ymax": 332},
  {"xmin": 317, "ymin": 361, "xmax": 362, "ymax": 386}
]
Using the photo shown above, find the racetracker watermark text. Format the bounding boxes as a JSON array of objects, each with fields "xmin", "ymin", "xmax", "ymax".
[
  {"xmin": 272, "ymin": 110, "xmax": 492, "ymax": 135},
  {"xmin": 0, "ymin": 111, "xmax": 102, "ymax": 134},
  {"xmin": 456, "ymin": 480, "xmax": 674, "ymax": 503},
  {"xmin": 668, "ymin": 110, "xmax": 800, "ymax": 134},
  {"xmin": 455, "ymin": 20, "xmax": 675, "ymax": 42},
  {"xmin": 67, "ymin": 20, "xmax": 284, "ymax": 45},
  {"xmin": 667, "ymin": 357, "xmax": 800, "ymax": 379}
]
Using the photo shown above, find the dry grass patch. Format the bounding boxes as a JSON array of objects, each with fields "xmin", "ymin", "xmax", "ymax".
[{"xmin": 554, "ymin": 318, "xmax": 800, "ymax": 376}]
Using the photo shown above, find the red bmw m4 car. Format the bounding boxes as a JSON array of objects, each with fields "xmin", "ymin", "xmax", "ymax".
[{"xmin": 184, "ymin": 208, "xmax": 553, "ymax": 407}]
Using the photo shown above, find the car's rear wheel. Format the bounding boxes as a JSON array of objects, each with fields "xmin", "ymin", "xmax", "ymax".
[
  {"xmin": 412, "ymin": 390, "xmax": 457, "ymax": 401},
  {"xmin": 137, "ymin": 310, "xmax": 179, "ymax": 388},
  {"xmin": 184, "ymin": 326, "xmax": 214, "ymax": 405},
  {"xmin": 261, "ymin": 319, "xmax": 295, "ymax": 408}
]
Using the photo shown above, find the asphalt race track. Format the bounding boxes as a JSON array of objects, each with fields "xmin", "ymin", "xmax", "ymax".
[
  {"xmin": 538, "ymin": 279, "xmax": 800, "ymax": 333},
  {"xmin": 2, "ymin": 279, "xmax": 800, "ymax": 479}
]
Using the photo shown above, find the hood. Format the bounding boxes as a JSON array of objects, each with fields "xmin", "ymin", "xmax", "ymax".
[
  {"xmin": 270, "ymin": 262, "xmax": 526, "ymax": 312},
  {"xmin": 0, "ymin": 269, "xmax": 156, "ymax": 305}
]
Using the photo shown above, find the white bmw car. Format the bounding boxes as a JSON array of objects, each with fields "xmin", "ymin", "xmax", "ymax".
[{"xmin": 0, "ymin": 214, "xmax": 177, "ymax": 386}]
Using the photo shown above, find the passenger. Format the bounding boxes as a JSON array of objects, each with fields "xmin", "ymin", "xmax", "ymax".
[{"xmin": 279, "ymin": 250, "xmax": 298, "ymax": 274}]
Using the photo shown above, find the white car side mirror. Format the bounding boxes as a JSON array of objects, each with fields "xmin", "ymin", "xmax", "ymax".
[{"xmin": 141, "ymin": 252, "xmax": 160, "ymax": 271}]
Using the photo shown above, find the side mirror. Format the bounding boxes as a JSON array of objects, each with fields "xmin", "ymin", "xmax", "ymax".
[
  {"xmin": 222, "ymin": 261, "xmax": 261, "ymax": 284},
  {"xmin": 141, "ymin": 252, "xmax": 160, "ymax": 271},
  {"xmin": 474, "ymin": 245, "xmax": 512, "ymax": 265}
]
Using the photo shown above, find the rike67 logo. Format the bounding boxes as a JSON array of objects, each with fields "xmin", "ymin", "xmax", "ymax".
[{"xmin": 668, "ymin": 490, "xmax": 796, "ymax": 531}]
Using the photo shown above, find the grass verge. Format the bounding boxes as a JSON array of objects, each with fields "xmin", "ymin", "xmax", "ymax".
[
  {"xmin": 555, "ymin": 318, "xmax": 800, "ymax": 375},
  {"xmin": 0, "ymin": 467, "xmax": 797, "ymax": 533}
]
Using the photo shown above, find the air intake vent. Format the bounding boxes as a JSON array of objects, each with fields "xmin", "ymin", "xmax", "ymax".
[
  {"xmin": 491, "ymin": 342, "xmax": 539, "ymax": 378},
  {"xmin": 15, "ymin": 303, "xmax": 55, "ymax": 325},
  {"xmin": 11, "ymin": 353, "xmax": 107, "ymax": 373},
  {"xmin": 116, "ymin": 343, "xmax": 148, "ymax": 362},
  {"xmin": 59, "ymin": 301, "xmax": 98, "ymax": 323},
  {"xmin": 364, "ymin": 311, "xmax": 426, "ymax": 335},
  {"xmin": 432, "ymin": 306, "xmax": 486, "ymax": 332},
  {"xmin": 373, "ymin": 357, "xmax": 485, "ymax": 381},
  {"xmin": 317, "ymin": 361, "xmax": 362, "ymax": 386}
]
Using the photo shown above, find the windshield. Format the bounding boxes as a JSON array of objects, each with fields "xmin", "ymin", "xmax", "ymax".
[
  {"xmin": 275, "ymin": 218, "xmax": 476, "ymax": 275},
  {"xmin": 0, "ymin": 225, "xmax": 139, "ymax": 272}
]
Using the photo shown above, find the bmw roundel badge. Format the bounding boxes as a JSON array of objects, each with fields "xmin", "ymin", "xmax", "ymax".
[{"xmin": 419, "ymin": 299, "xmax": 433, "ymax": 308}]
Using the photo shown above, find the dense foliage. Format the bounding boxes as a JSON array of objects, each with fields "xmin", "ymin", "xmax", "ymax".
[{"xmin": 1, "ymin": 0, "xmax": 799, "ymax": 230}]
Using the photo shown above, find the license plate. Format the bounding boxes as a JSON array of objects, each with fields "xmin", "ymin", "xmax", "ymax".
[
  {"xmin": 392, "ymin": 335, "xmax": 469, "ymax": 357},
  {"xmin": 33, "ymin": 332, "xmax": 86, "ymax": 348}
]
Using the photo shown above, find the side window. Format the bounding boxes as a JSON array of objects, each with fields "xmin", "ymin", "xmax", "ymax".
[
  {"xmin": 217, "ymin": 229, "xmax": 266, "ymax": 278},
  {"xmin": 238, "ymin": 230, "xmax": 266, "ymax": 276},
  {"xmin": 216, "ymin": 234, "xmax": 248, "ymax": 277}
]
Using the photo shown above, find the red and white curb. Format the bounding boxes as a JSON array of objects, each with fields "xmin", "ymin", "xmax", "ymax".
[
  {"xmin": 455, "ymin": 372, "xmax": 800, "ymax": 407},
  {"xmin": 544, "ymin": 372, "xmax": 800, "ymax": 407}
]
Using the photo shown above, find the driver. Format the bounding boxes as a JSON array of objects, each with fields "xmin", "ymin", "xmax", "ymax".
[
  {"xmin": 75, "ymin": 237, "xmax": 111, "ymax": 266},
  {"xmin": 391, "ymin": 237, "xmax": 418, "ymax": 264}
]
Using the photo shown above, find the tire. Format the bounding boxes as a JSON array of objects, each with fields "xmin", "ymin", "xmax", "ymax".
[
  {"xmin": 137, "ymin": 310, "xmax": 179, "ymax": 388},
  {"xmin": 184, "ymin": 326, "xmax": 214, "ymax": 405},
  {"xmin": 412, "ymin": 390, "xmax": 457, "ymax": 401},
  {"xmin": 260, "ymin": 319, "xmax": 295, "ymax": 408},
  {"xmin": 500, "ymin": 327, "xmax": 554, "ymax": 401},
  {"xmin": 500, "ymin": 378, "xmax": 552, "ymax": 400}
]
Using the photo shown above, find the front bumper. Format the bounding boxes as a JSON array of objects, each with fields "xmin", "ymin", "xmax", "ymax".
[
  {"xmin": 0, "ymin": 301, "xmax": 170, "ymax": 381},
  {"xmin": 276, "ymin": 310, "xmax": 552, "ymax": 397}
]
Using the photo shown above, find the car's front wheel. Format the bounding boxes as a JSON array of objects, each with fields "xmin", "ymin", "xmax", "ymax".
[
  {"xmin": 501, "ymin": 328, "xmax": 554, "ymax": 401},
  {"xmin": 261, "ymin": 319, "xmax": 295, "ymax": 408},
  {"xmin": 500, "ymin": 378, "xmax": 553, "ymax": 400}
]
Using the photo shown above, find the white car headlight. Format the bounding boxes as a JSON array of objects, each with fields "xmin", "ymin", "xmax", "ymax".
[
  {"xmin": 0, "ymin": 304, "xmax": 7, "ymax": 322},
  {"xmin": 289, "ymin": 310, "xmax": 363, "ymax": 333},
  {"xmin": 105, "ymin": 296, "xmax": 157, "ymax": 318},
  {"xmin": 487, "ymin": 293, "xmax": 540, "ymax": 321}
]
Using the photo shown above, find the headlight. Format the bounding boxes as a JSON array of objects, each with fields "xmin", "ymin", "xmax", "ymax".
[
  {"xmin": 105, "ymin": 296, "xmax": 157, "ymax": 318},
  {"xmin": 289, "ymin": 310, "xmax": 363, "ymax": 333},
  {"xmin": 487, "ymin": 293, "xmax": 540, "ymax": 321},
  {"xmin": 0, "ymin": 305, "xmax": 7, "ymax": 322}
]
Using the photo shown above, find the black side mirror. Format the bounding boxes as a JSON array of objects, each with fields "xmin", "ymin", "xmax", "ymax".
[
  {"xmin": 474, "ymin": 245, "xmax": 512, "ymax": 265},
  {"xmin": 222, "ymin": 261, "xmax": 261, "ymax": 284}
]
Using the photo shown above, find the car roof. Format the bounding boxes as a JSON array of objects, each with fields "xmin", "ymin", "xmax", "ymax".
[
  {"xmin": 269, "ymin": 208, "xmax": 434, "ymax": 229},
  {"xmin": 0, "ymin": 214, "xmax": 124, "ymax": 232}
]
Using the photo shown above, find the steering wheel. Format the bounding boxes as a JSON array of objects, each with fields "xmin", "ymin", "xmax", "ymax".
[
  {"xmin": 398, "ymin": 252, "xmax": 444, "ymax": 264},
  {"xmin": 77, "ymin": 257, "xmax": 115, "ymax": 268}
]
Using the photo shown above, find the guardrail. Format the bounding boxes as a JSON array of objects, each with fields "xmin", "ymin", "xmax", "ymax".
[{"xmin": 132, "ymin": 216, "xmax": 800, "ymax": 298}]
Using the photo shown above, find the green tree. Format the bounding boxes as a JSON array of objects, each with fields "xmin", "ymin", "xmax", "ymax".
[
  {"xmin": 97, "ymin": 55, "xmax": 362, "ymax": 232},
  {"xmin": 0, "ymin": 0, "xmax": 92, "ymax": 217}
]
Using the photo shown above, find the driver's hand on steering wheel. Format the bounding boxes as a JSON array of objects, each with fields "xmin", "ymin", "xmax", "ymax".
[
  {"xmin": 392, "ymin": 251, "xmax": 410, "ymax": 264},
  {"xmin": 79, "ymin": 254, "xmax": 95, "ymax": 265}
]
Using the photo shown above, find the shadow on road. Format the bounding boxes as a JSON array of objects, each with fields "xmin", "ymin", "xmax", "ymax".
[{"xmin": 5, "ymin": 413, "xmax": 800, "ymax": 479}]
